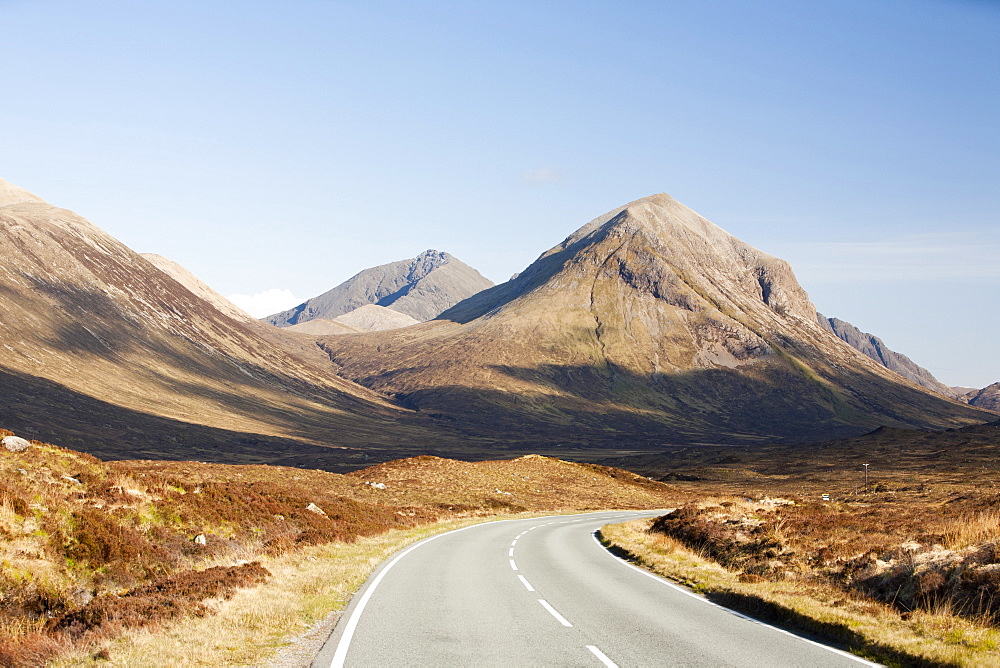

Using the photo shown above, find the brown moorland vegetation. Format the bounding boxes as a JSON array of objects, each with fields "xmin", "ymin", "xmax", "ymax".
[
  {"xmin": 649, "ymin": 496, "xmax": 1000, "ymax": 622},
  {"xmin": 599, "ymin": 420, "xmax": 1000, "ymax": 665},
  {"xmin": 0, "ymin": 428, "xmax": 680, "ymax": 666}
]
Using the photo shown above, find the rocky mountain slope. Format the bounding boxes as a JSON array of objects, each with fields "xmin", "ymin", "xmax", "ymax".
[
  {"xmin": 960, "ymin": 383, "xmax": 1000, "ymax": 411},
  {"xmin": 816, "ymin": 314, "xmax": 998, "ymax": 406},
  {"xmin": 816, "ymin": 313, "xmax": 955, "ymax": 396},
  {"xmin": 319, "ymin": 194, "xmax": 991, "ymax": 447},
  {"xmin": 0, "ymin": 178, "xmax": 454, "ymax": 465},
  {"xmin": 265, "ymin": 249, "xmax": 493, "ymax": 325},
  {"xmin": 141, "ymin": 253, "xmax": 256, "ymax": 325}
]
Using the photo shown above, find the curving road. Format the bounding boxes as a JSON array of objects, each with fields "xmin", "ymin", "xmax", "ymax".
[{"xmin": 313, "ymin": 511, "xmax": 876, "ymax": 667}]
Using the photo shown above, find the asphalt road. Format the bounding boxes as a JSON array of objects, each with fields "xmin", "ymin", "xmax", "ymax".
[{"xmin": 313, "ymin": 511, "xmax": 876, "ymax": 667}]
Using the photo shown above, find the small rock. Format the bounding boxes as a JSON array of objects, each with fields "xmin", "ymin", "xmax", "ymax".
[
  {"xmin": 193, "ymin": 533, "xmax": 207, "ymax": 545},
  {"xmin": 62, "ymin": 475, "xmax": 82, "ymax": 485},
  {"xmin": 71, "ymin": 587, "xmax": 94, "ymax": 607},
  {"xmin": 306, "ymin": 502, "xmax": 327, "ymax": 515},
  {"xmin": 367, "ymin": 482, "xmax": 387, "ymax": 490},
  {"xmin": 2, "ymin": 436, "xmax": 31, "ymax": 452}
]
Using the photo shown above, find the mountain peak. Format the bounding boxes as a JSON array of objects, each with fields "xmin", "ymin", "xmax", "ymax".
[
  {"xmin": 324, "ymin": 192, "xmax": 990, "ymax": 446},
  {"xmin": 266, "ymin": 250, "xmax": 493, "ymax": 326},
  {"xmin": 416, "ymin": 248, "xmax": 450, "ymax": 262},
  {"xmin": 555, "ymin": 193, "xmax": 725, "ymax": 249},
  {"xmin": 443, "ymin": 192, "xmax": 816, "ymax": 325},
  {"xmin": 407, "ymin": 249, "xmax": 452, "ymax": 281}
]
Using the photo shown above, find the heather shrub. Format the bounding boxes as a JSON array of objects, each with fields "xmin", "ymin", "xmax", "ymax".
[
  {"xmin": 649, "ymin": 504, "xmax": 785, "ymax": 576},
  {"xmin": 48, "ymin": 562, "xmax": 271, "ymax": 638},
  {"xmin": 55, "ymin": 508, "xmax": 174, "ymax": 584}
]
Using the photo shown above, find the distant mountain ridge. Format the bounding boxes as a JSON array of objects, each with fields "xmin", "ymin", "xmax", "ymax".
[
  {"xmin": 0, "ymin": 177, "xmax": 992, "ymax": 469},
  {"xmin": 961, "ymin": 383, "xmax": 1000, "ymax": 411},
  {"xmin": 816, "ymin": 314, "xmax": 998, "ymax": 408},
  {"xmin": 321, "ymin": 193, "xmax": 991, "ymax": 446},
  {"xmin": 816, "ymin": 313, "xmax": 955, "ymax": 396},
  {"xmin": 266, "ymin": 249, "xmax": 493, "ymax": 326},
  {"xmin": 329, "ymin": 304, "xmax": 421, "ymax": 331}
]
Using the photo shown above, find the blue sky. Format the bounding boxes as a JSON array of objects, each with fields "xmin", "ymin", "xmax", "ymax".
[{"xmin": 2, "ymin": 0, "xmax": 997, "ymax": 387}]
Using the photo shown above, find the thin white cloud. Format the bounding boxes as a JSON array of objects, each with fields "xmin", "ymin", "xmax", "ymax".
[
  {"xmin": 227, "ymin": 289, "xmax": 301, "ymax": 318},
  {"xmin": 769, "ymin": 232, "xmax": 1000, "ymax": 283},
  {"xmin": 521, "ymin": 166, "xmax": 563, "ymax": 185}
]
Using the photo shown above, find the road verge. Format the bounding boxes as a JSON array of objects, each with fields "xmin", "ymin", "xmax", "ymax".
[
  {"xmin": 62, "ymin": 516, "xmax": 498, "ymax": 666},
  {"xmin": 598, "ymin": 518, "xmax": 1000, "ymax": 667}
]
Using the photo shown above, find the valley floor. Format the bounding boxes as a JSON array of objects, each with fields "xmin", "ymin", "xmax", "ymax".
[{"xmin": 4, "ymin": 421, "xmax": 1000, "ymax": 666}]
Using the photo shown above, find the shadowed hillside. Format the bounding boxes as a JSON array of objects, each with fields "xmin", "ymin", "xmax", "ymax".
[
  {"xmin": 0, "ymin": 178, "xmax": 468, "ymax": 462},
  {"xmin": 320, "ymin": 194, "xmax": 992, "ymax": 446}
]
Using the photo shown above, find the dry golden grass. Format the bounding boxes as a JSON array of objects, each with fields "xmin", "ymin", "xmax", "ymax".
[
  {"xmin": 341, "ymin": 455, "xmax": 676, "ymax": 511},
  {"xmin": 601, "ymin": 518, "xmax": 1000, "ymax": 666},
  {"xmin": 51, "ymin": 517, "xmax": 494, "ymax": 666},
  {"xmin": 122, "ymin": 454, "xmax": 678, "ymax": 514},
  {"xmin": 944, "ymin": 509, "xmax": 1000, "ymax": 549}
]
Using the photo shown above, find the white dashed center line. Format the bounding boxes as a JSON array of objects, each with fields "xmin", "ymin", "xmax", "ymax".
[
  {"xmin": 538, "ymin": 599, "xmax": 573, "ymax": 627},
  {"xmin": 587, "ymin": 645, "xmax": 618, "ymax": 667},
  {"xmin": 508, "ymin": 520, "xmax": 615, "ymax": 666}
]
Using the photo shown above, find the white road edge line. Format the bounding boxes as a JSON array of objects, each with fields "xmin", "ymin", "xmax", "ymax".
[
  {"xmin": 586, "ymin": 645, "xmax": 618, "ymax": 668},
  {"xmin": 518, "ymin": 575, "xmax": 535, "ymax": 591},
  {"xmin": 538, "ymin": 599, "xmax": 573, "ymax": 627},
  {"xmin": 328, "ymin": 523, "xmax": 483, "ymax": 668},
  {"xmin": 510, "ymin": 559, "xmax": 518, "ymax": 571},
  {"xmin": 509, "ymin": 547, "xmax": 515, "ymax": 557},
  {"xmin": 589, "ymin": 532, "xmax": 880, "ymax": 667}
]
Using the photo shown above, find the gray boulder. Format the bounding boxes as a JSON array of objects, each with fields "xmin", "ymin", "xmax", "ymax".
[
  {"xmin": 2, "ymin": 435, "xmax": 31, "ymax": 452},
  {"xmin": 306, "ymin": 502, "xmax": 327, "ymax": 515}
]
